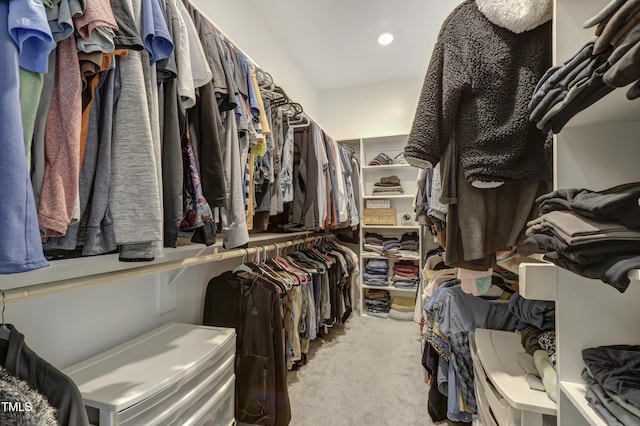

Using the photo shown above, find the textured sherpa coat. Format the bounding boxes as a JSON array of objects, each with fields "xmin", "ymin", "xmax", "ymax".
[
  {"xmin": 0, "ymin": 366, "xmax": 57, "ymax": 426},
  {"xmin": 404, "ymin": 0, "xmax": 552, "ymax": 186}
]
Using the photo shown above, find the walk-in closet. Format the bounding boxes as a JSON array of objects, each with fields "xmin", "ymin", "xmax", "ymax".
[{"xmin": 1, "ymin": 0, "xmax": 639, "ymax": 425}]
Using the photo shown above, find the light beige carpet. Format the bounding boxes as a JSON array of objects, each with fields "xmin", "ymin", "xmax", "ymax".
[{"xmin": 287, "ymin": 314, "xmax": 440, "ymax": 426}]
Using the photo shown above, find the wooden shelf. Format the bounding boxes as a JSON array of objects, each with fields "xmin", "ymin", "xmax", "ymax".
[
  {"xmin": 361, "ymin": 253, "xmax": 420, "ymax": 261},
  {"xmin": 362, "ymin": 195, "xmax": 414, "ymax": 199},
  {"xmin": 247, "ymin": 231, "xmax": 311, "ymax": 244},
  {"xmin": 498, "ymin": 254, "xmax": 558, "ymax": 302},
  {"xmin": 0, "ymin": 231, "xmax": 312, "ymax": 291},
  {"xmin": 560, "ymin": 382, "xmax": 607, "ymax": 426},
  {"xmin": 361, "ymin": 164, "xmax": 413, "ymax": 170},
  {"xmin": 362, "ymin": 284, "xmax": 417, "ymax": 293},
  {"xmin": 362, "ymin": 225, "xmax": 420, "ymax": 230}
]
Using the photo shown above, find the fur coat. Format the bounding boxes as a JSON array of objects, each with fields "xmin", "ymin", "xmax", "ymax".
[{"xmin": 404, "ymin": 0, "xmax": 553, "ymax": 187}]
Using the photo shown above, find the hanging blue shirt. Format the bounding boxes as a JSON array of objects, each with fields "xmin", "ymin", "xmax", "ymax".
[
  {"xmin": 0, "ymin": 0, "xmax": 50, "ymax": 273},
  {"xmin": 141, "ymin": 0, "xmax": 174, "ymax": 64},
  {"xmin": 8, "ymin": 0, "xmax": 55, "ymax": 73},
  {"xmin": 238, "ymin": 52, "xmax": 259, "ymax": 120}
]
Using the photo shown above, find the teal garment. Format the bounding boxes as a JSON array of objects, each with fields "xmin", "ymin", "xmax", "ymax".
[
  {"xmin": 533, "ymin": 349, "xmax": 557, "ymax": 402},
  {"xmin": 19, "ymin": 68, "xmax": 44, "ymax": 172}
]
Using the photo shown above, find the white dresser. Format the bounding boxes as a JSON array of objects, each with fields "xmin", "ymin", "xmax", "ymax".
[
  {"xmin": 64, "ymin": 322, "xmax": 236, "ymax": 426},
  {"xmin": 471, "ymin": 328, "xmax": 557, "ymax": 426}
]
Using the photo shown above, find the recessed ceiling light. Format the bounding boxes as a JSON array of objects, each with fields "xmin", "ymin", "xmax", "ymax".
[{"xmin": 377, "ymin": 32, "xmax": 394, "ymax": 46}]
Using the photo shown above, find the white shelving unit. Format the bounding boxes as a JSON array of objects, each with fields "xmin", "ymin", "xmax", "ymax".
[
  {"xmin": 355, "ymin": 134, "xmax": 425, "ymax": 318},
  {"xmin": 361, "ymin": 225, "xmax": 420, "ymax": 230},
  {"xmin": 516, "ymin": 1, "xmax": 640, "ymax": 424},
  {"xmin": 362, "ymin": 195, "xmax": 415, "ymax": 199},
  {"xmin": 361, "ymin": 164, "xmax": 414, "ymax": 171}
]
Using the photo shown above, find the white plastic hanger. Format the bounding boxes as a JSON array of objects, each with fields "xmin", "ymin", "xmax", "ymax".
[{"xmin": 233, "ymin": 248, "xmax": 253, "ymax": 274}]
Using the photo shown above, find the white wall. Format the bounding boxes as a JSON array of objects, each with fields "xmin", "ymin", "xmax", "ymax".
[
  {"xmin": 191, "ymin": 0, "xmax": 321, "ymax": 120},
  {"xmin": 3, "ymin": 258, "xmax": 240, "ymax": 368},
  {"xmin": 319, "ymin": 77, "xmax": 423, "ymax": 140}
]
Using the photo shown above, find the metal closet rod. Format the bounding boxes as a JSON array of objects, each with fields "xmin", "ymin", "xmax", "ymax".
[
  {"xmin": 185, "ymin": 0, "xmax": 324, "ymax": 130},
  {"xmin": 3, "ymin": 234, "xmax": 333, "ymax": 304}
]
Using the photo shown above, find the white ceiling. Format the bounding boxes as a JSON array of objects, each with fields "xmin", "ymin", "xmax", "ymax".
[{"xmin": 246, "ymin": 0, "xmax": 461, "ymax": 91}]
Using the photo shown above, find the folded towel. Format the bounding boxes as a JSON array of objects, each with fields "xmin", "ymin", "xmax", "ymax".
[
  {"xmin": 380, "ymin": 175, "xmax": 401, "ymax": 185},
  {"xmin": 393, "ymin": 153, "xmax": 408, "ymax": 164},
  {"xmin": 372, "ymin": 187, "xmax": 404, "ymax": 194},
  {"xmin": 392, "ymin": 296, "xmax": 416, "ymax": 309},
  {"xmin": 368, "ymin": 153, "xmax": 392, "ymax": 166}
]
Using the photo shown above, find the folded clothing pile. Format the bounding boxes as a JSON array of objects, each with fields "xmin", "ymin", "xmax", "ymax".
[
  {"xmin": 365, "ymin": 289, "xmax": 391, "ymax": 318},
  {"xmin": 520, "ymin": 182, "xmax": 640, "ymax": 293},
  {"xmin": 364, "ymin": 232, "xmax": 417, "ymax": 258},
  {"xmin": 582, "ymin": 345, "xmax": 640, "ymax": 425},
  {"xmin": 529, "ymin": 0, "xmax": 640, "ymax": 134},
  {"xmin": 389, "ymin": 296, "xmax": 415, "ymax": 321},
  {"xmin": 363, "ymin": 259, "xmax": 388, "ymax": 287},
  {"xmin": 400, "ymin": 232, "xmax": 419, "ymax": 256},
  {"xmin": 368, "ymin": 152, "xmax": 392, "ymax": 166},
  {"xmin": 390, "ymin": 260, "xmax": 420, "ymax": 289},
  {"xmin": 382, "ymin": 237, "xmax": 401, "ymax": 257},
  {"xmin": 372, "ymin": 175, "xmax": 404, "ymax": 195},
  {"xmin": 363, "ymin": 232, "xmax": 384, "ymax": 254},
  {"xmin": 392, "ymin": 153, "xmax": 408, "ymax": 165}
]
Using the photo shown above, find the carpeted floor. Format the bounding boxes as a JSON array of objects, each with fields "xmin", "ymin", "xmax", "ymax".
[{"xmin": 287, "ymin": 314, "xmax": 440, "ymax": 426}]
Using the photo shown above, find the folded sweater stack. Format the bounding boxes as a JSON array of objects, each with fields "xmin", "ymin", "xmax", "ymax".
[
  {"xmin": 363, "ymin": 258, "xmax": 389, "ymax": 287},
  {"xmin": 389, "ymin": 296, "xmax": 415, "ymax": 321},
  {"xmin": 521, "ymin": 182, "xmax": 640, "ymax": 293},
  {"xmin": 372, "ymin": 175, "xmax": 404, "ymax": 195},
  {"xmin": 390, "ymin": 260, "xmax": 420, "ymax": 289},
  {"xmin": 365, "ymin": 289, "xmax": 391, "ymax": 317}
]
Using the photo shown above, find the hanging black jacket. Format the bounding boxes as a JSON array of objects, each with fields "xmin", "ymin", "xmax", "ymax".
[
  {"xmin": 0, "ymin": 325, "xmax": 89, "ymax": 426},
  {"xmin": 203, "ymin": 271, "xmax": 291, "ymax": 426}
]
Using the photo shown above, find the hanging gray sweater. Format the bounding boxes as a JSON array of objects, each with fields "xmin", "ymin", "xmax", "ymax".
[{"xmin": 404, "ymin": 0, "xmax": 552, "ymax": 186}]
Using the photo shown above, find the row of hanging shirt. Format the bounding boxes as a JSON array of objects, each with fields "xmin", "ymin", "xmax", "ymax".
[
  {"xmin": 285, "ymin": 123, "xmax": 361, "ymax": 233},
  {"xmin": 202, "ymin": 236, "xmax": 358, "ymax": 426},
  {"xmin": 1, "ymin": 0, "xmax": 360, "ymax": 274}
]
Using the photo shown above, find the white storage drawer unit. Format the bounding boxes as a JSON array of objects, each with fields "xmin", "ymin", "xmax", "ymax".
[
  {"xmin": 64, "ymin": 322, "xmax": 236, "ymax": 426},
  {"xmin": 471, "ymin": 329, "xmax": 557, "ymax": 426}
]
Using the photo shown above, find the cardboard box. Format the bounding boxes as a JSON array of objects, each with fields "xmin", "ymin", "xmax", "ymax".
[
  {"xmin": 363, "ymin": 208, "xmax": 396, "ymax": 226},
  {"xmin": 366, "ymin": 199, "xmax": 391, "ymax": 209}
]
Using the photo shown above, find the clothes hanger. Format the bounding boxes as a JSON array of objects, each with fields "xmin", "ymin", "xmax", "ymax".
[
  {"xmin": 254, "ymin": 247, "xmax": 292, "ymax": 293},
  {"xmin": 233, "ymin": 248, "xmax": 253, "ymax": 274},
  {"xmin": 268, "ymin": 86, "xmax": 289, "ymax": 107},
  {"xmin": 259, "ymin": 247, "xmax": 286, "ymax": 278},
  {"xmin": 288, "ymin": 114, "xmax": 310, "ymax": 128},
  {"xmin": 0, "ymin": 290, "xmax": 10, "ymax": 340}
]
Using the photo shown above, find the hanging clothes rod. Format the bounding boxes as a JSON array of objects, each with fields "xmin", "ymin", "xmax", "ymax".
[
  {"xmin": 3, "ymin": 234, "xmax": 334, "ymax": 304},
  {"xmin": 185, "ymin": 0, "xmax": 325, "ymax": 131}
]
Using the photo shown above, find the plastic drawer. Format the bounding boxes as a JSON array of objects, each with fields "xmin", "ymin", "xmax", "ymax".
[
  {"xmin": 471, "ymin": 334, "xmax": 517, "ymax": 426},
  {"xmin": 181, "ymin": 374, "xmax": 235, "ymax": 426},
  {"xmin": 120, "ymin": 353, "xmax": 234, "ymax": 425},
  {"xmin": 67, "ymin": 323, "xmax": 236, "ymax": 426},
  {"xmin": 111, "ymin": 335, "xmax": 234, "ymax": 425},
  {"xmin": 475, "ymin": 375, "xmax": 498, "ymax": 426}
]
